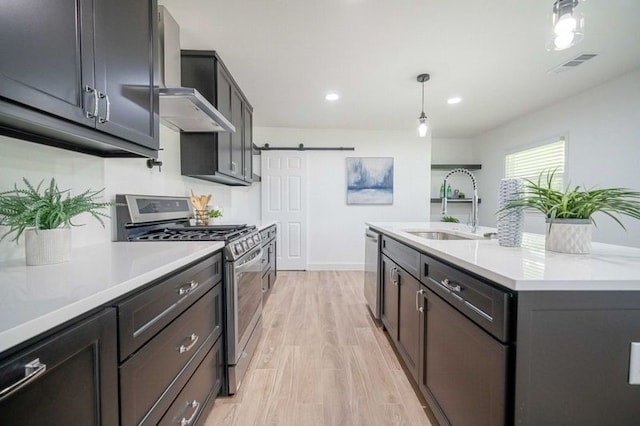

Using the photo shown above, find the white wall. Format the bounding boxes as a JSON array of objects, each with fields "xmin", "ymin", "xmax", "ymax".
[
  {"xmin": 475, "ymin": 68, "xmax": 640, "ymax": 247},
  {"xmin": 0, "ymin": 125, "xmax": 261, "ymax": 262},
  {"xmin": 254, "ymin": 127, "xmax": 431, "ymax": 270},
  {"xmin": 430, "ymin": 138, "xmax": 478, "ymax": 223}
]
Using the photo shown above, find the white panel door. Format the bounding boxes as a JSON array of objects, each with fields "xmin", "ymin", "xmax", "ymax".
[{"xmin": 261, "ymin": 151, "xmax": 307, "ymax": 270}]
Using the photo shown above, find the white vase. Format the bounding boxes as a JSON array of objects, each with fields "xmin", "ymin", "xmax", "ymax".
[
  {"xmin": 545, "ymin": 219, "xmax": 592, "ymax": 254},
  {"xmin": 497, "ymin": 178, "xmax": 524, "ymax": 247},
  {"xmin": 25, "ymin": 228, "xmax": 72, "ymax": 265}
]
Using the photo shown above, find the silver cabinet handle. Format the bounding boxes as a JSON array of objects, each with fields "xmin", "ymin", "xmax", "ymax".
[
  {"xmin": 390, "ymin": 267, "xmax": 398, "ymax": 286},
  {"xmin": 231, "ymin": 162, "xmax": 238, "ymax": 174},
  {"xmin": 0, "ymin": 358, "xmax": 46, "ymax": 402},
  {"xmin": 98, "ymin": 92, "xmax": 110, "ymax": 123},
  {"xmin": 441, "ymin": 278, "xmax": 461, "ymax": 293},
  {"xmin": 180, "ymin": 400, "xmax": 201, "ymax": 426},
  {"xmin": 178, "ymin": 333, "xmax": 199, "ymax": 354},
  {"xmin": 85, "ymin": 86, "xmax": 99, "ymax": 118},
  {"xmin": 415, "ymin": 289, "xmax": 425, "ymax": 312},
  {"xmin": 178, "ymin": 280, "xmax": 199, "ymax": 297}
]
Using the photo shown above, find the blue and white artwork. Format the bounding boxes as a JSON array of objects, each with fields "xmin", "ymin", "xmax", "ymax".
[{"xmin": 346, "ymin": 157, "xmax": 394, "ymax": 205}]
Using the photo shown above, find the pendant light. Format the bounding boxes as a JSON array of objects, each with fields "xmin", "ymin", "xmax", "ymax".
[
  {"xmin": 547, "ymin": 0, "xmax": 584, "ymax": 51},
  {"xmin": 417, "ymin": 73, "xmax": 430, "ymax": 137}
]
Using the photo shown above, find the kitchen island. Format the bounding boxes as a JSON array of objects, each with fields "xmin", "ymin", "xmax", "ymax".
[{"xmin": 368, "ymin": 222, "xmax": 640, "ymax": 426}]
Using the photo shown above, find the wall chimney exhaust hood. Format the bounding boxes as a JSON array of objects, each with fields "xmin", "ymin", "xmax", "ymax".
[{"xmin": 158, "ymin": 6, "xmax": 235, "ymax": 133}]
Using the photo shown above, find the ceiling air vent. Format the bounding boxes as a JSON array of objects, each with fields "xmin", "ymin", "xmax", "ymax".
[{"xmin": 548, "ymin": 53, "xmax": 598, "ymax": 74}]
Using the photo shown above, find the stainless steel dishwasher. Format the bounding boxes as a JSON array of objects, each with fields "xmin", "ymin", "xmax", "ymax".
[{"xmin": 364, "ymin": 227, "xmax": 381, "ymax": 319}]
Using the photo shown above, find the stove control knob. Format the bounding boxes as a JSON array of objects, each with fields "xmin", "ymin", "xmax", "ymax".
[{"xmin": 234, "ymin": 243, "xmax": 242, "ymax": 255}]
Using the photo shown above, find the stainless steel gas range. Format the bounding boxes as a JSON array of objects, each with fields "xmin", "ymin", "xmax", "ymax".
[{"xmin": 115, "ymin": 194, "xmax": 263, "ymax": 394}]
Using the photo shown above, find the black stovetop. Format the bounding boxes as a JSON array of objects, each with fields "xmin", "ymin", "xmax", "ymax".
[{"xmin": 129, "ymin": 224, "xmax": 255, "ymax": 242}]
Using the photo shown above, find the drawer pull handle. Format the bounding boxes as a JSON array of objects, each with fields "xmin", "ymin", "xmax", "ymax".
[
  {"xmin": 179, "ymin": 400, "xmax": 201, "ymax": 426},
  {"xmin": 0, "ymin": 358, "xmax": 46, "ymax": 402},
  {"xmin": 178, "ymin": 334, "xmax": 199, "ymax": 354},
  {"xmin": 178, "ymin": 280, "xmax": 199, "ymax": 297},
  {"xmin": 441, "ymin": 278, "xmax": 461, "ymax": 293}
]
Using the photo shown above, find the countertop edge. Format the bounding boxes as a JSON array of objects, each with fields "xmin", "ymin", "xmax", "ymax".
[{"xmin": 0, "ymin": 243, "xmax": 223, "ymax": 354}]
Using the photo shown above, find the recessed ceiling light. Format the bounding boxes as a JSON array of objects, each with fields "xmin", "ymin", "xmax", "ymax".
[
  {"xmin": 447, "ymin": 97, "xmax": 462, "ymax": 105},
  {"xmin": 325, "ymin": 93, "xmax": 340, "ymax": 101}
]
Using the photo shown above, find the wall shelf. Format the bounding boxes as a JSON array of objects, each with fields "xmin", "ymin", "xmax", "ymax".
[
  {"xmin": 431, "ymin": 164, "xmax": 482, "ymax": 171},
  {"xmin": 430, "ymin": 198, "xmax": 482, "ymax": 204}
]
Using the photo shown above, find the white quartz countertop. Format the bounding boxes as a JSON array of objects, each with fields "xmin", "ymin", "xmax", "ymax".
[
  {"xmin": 0, "ymin": 241, "xmax": 223, "ymax": 354},
  {"xmin": 367, "ymin": 222, "xmax": 640, "ymax": 292}
]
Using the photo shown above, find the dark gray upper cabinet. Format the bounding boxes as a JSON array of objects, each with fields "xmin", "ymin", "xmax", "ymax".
[
  {"xmin": 243, "ymin": 103, "xmax": 254, "ymax": 181},
  {"xmin": 93, "ymin": 0, "xmax": 158, "ymax": 150},
  {"xmin": 180, "ymin": 50, "xmax": 253, "ymax": 186},
  {"xmin": 0, "ymin": 0, "xmax": 158, "ymax": 157}
]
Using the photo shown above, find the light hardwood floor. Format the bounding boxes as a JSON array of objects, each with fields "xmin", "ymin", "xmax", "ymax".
[{"xmin": 204, "ymin": 271, "xmax": 432, "ymax": 426}]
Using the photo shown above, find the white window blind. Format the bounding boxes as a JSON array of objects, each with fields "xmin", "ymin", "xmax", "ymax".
[{"xmin": 505, "ymin": 139, "xmax": 565, "ymax": 189}]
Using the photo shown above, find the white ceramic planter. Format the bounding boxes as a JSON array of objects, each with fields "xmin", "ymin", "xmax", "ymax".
[
  {"xmin": 545, "ymin": 219, "xmax": 592, "ymax": 254},
  {"xmin": 25, "ymin": 228, "xmax": 72, "ymax": 265}
]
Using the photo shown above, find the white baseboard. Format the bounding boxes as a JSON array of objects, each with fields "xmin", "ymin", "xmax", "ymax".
[{"xmin": 305, "ymin": 263, "xmax": 364, "ymax": 271}]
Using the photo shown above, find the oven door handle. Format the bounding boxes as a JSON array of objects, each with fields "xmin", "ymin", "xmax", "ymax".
[{"xmin": 236, "ymin": 249, "xmax": 264, "ymax": 272}]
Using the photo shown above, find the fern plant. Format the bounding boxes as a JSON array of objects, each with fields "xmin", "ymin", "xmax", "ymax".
[
  {"xmin": 0, "ymin": 178, "xmax": 113, "ymax": 242},
  {"xmin": 500, "ymin": 170, "xmax": 640, "ymax": 229}
]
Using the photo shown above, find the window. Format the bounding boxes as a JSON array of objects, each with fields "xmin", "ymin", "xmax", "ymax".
[{"xmin": 505, "ymin": 138, "xmax": 565, "ymax": 189}]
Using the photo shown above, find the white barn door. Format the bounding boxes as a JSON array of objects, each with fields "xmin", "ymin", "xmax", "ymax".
[{"xmin": 261, "ymin": 151, "xmax": 307, "ymax": 270}]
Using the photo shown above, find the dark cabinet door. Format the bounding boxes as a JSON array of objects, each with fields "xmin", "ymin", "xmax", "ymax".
[
  {"xmin": 0, "ymin": 0, "xmax": 96, "ymax": 127},
  {"xmin": 230, "ymin": 86, "xmax": 243, "ymax": 177},
  {"xmin": 216, "ymin": 63, "xmax": 234, "ymax": 177},
  {"xmin": 423, "ymin": 288, "xmax": 508, "ymax": 426},
  {"xmin": 397, "ymin": 267, "xmax": 421, "ymax": 382},
  {"xmin": 243, "ymin": 104, "xmax": 253, "ymax": 181},
  {"xmin": 381, "ymin": 254, "xmax": 399, "ymax": 341},
  {"xmin": 93, "ymin": 0, "xmax": 158, "ymax": 150},
  {"xmin": 0, "ymin": 309, "xmax": 118, "ymax": 425}
]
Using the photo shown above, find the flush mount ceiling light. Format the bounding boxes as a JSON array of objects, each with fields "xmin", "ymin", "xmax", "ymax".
[
  {"xmin": 417, "ymin": 73, "xmax": 430, "ymax": 137},
  {"xmin": 548, "ymin": 0, "xmax": 584, "ymax": 51},
  {"xmin": 447, "ymin": 96, "xmax": 462, "ymax": 105},
  {"xmin": 325, "ymin": 93, "xmax": 340, "ymax": 101}
]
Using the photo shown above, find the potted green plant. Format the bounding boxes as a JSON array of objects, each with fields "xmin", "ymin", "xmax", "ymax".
[
  {"xmin": 207, "ymin": 206, "xmax": 223, "ymax": 224},
  {"xmin": 500, "ymin": 170, "xmax": 640, "ymax": 254},
  {"xmin": 0, "ymin": 178, "xmax": 113, "ymax": 265},
  {"xmin": 441, "ymin": 215, "xmax": 460, "ymax": 223}
]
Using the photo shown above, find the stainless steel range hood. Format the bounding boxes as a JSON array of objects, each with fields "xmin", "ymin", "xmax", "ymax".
[{"xmin": 158, "ymin": 6, "xmax": 235, "ymax": 133}]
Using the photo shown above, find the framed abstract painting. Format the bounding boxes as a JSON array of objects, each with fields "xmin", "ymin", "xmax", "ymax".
[{"xmin": 346, "ymin": 157, "xmax": 394, "ymax": 205}]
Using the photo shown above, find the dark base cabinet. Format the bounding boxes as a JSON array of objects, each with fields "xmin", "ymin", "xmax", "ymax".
[
  {"xmin": 0, "ymin": 309, "xmax": 118, "ymax": 425},
  {"xmin": 379, "ymin": 231, "xmax": 640, "ymax": 425}
]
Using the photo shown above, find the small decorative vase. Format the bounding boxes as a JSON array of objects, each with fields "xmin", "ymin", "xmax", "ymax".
[
  {"xmin": 25, "ymin": 228, "xmax": 72, "ymax": 266},
  {"xmin": 545, "ymin": 219, "xmax": 592, "ymax": 254},
  {"xmin": 497, "ymin": 178, "xmax": 524, "ymax": 247}
]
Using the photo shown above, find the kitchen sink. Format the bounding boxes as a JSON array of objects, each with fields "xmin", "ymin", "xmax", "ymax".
[{"xmin": 405, "ymin": 230, "xmax": 492, "ymax": 240}]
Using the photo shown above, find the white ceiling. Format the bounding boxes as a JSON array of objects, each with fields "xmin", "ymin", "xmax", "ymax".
[{"xmin": 159, "ymin": 0, "xmax": 640, "ymax": 138}]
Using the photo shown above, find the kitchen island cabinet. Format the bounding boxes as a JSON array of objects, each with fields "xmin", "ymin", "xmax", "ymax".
[
  {"xmin": 0, "ymin": 0, "xmax": 158, "ymax": 158},
  {"xmin": 369, "ymin": 222, "xmax": 640, "ymax": 425}
]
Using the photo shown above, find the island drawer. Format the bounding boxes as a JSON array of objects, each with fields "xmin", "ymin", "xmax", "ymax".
[
  {"xmin": 420, "ymin": 253, "xmax": 513, "ymax": 342},
  {"xmin": 381, "ymin": 235, "xmax": 421, "ymax": 279},
  {"xmin": 119, "ymin": 285, "xmax": 220, "ymax": 426},
  {"xmin": 117, "ymin": 252, "xmax": 222, "ymax": 360}
]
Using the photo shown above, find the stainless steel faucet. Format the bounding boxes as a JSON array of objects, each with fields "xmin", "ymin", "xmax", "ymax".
[{"xmin": 441, "ymin": 168, "xmax": 479, "ymax": 233}]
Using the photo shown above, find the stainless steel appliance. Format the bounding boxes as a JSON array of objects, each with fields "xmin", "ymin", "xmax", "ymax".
[
  {"xmin": 364, "ymin": 227, "xmax": 381, "ymax": 319},
  {"xmin": 114, "ymin": 194, "xmax": 263, "ymax": 394}
]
